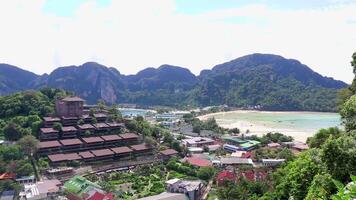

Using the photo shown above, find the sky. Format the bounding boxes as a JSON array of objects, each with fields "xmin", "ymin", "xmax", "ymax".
[{"xmin": 0, "ymin": 0, "xmax": 355, "ymax": 83}]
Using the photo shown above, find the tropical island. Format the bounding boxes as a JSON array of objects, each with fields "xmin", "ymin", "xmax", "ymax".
[{"xmin": 0, "ymin": 53, "xmax": 355, "ymax": 200}]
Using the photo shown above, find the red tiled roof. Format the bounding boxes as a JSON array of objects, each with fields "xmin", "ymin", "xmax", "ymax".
[
  {"xmin": 61, "ymin": 126, "xmax": 77, "ymax": 132},
  {"xmin": 78, "ymin": 151, "xmax": 95, "ymax": 159},
  {"xmin": 40, "ymin": 128, "xmax": 59, "ymax": 134},
  {"xmin": 77, "ymin": 124, "xmax": 95, "ymax": 130},
  {"xmin": 100, "ymin": 134, "xmax": 122, "ymax": 141},
  {"xmin": 39, "ymin": 141, "xmax": 62, "ymax": 149},
  {"xmin": 60, "ymin": 139, "xmax": 83, "ymax": 146},
  {"xmin": 111, "ymin": 147, "xmax": 133, "ymax": 154},
  {"xmin": 130, "ymin": 144, "xmax": 149, "ymax": 151},
  {"xmin": 93, "ymin": 123, "xmax": 109, "ymax": 129},
  {"xmin": 186, "ymin": 157, "xmax": 212, "ymax": 167},
  {"xmin": 242, "ymin": 152, "xmax": 252, "ymax": 158},
  {"xmin": 0, "ymin": 172, "xmax": 16, "ymax": 180},
  {"xmin": 91, "ymin": 149, "xmax": 114, "ymax": 157},
  {"xmin": 48, "ymin": 153, "xmax": 81, "ymax": 162},
  {"xmin": 106, "ymin": 122, "xmax": 124, "ymax": 128},
  {"xmin": 160, "ymin": 149, "xmax": 178, "ymax": 156},
  {"xmin": 120, "ymin": 133, "xmax": 139, "ymax": 139},
  {"xmin": 82, "ymin": 137, "xmax": 104, "ymax": 144}
]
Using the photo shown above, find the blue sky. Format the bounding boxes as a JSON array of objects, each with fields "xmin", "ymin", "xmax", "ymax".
[{"xmin": 0, "ymin": 0, "xmax": 355, "ymax": 82}]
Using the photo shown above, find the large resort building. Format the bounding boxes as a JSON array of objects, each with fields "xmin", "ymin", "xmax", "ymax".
[{"xmin": 37, "ymin": 96, "xmax": 154, "ymax": 165}]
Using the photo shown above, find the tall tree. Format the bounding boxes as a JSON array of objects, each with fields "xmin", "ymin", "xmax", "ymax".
[{"xmin": 18, "ymin": 135, "xmax": 39, "ymax": 156}]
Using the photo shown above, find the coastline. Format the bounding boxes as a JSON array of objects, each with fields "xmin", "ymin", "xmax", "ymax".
[{"xmin": 197, "ymin": 110, "xmax": 340, "ymax": 142}]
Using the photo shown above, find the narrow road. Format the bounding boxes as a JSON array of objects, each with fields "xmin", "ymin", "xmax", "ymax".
[{"xmin": 202, "ymin": 179, "xmax": 213, "ymax": 200}]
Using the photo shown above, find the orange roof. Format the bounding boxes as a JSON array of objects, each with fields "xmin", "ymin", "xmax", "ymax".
[
  {"xmin": 0, "ymin": 172, "xmax": 16, "ymax": 180},
  {"xmin": 186, "ymin": 157, "xmax": 212, "ymax": 167}
]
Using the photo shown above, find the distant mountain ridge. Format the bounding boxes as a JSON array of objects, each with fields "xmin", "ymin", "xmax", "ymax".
[{"xmin": 0, "ymin": 54, "xmax": 348, "ymax": 111}]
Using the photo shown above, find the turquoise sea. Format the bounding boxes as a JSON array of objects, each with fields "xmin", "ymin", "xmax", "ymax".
[{"xmin": 201, "ymin": 111, "xmax": 342, "ymax": 141}]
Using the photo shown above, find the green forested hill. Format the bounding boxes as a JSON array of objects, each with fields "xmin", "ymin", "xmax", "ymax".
[
  {"xmin": 190, "ymin": 54, "xmax": 345, "ymax": 111},
  {"xmin": 0, "ymin": 54, "xmax": 348, "ymax": 111}
]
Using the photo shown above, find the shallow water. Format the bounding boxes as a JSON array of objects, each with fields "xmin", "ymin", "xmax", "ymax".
[
  {"xmin": 202, "ymin": 111, "xmax": 342, "ymax": 141},
  {"xmin": 215, "ymin": 111, "xmax": 341, "ymax": 133}
]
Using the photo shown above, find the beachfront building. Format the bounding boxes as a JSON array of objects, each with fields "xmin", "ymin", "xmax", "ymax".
[{"xmin": 166, "ymin": 179, "xmax": 205, "ymax": 200}]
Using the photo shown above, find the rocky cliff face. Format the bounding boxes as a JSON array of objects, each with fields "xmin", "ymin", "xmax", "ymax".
[{"xmin": 31, "ymin": 62, "xmax": 126, "ymax": 104}]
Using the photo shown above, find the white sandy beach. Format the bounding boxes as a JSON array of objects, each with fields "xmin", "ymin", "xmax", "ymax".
[{"xmin": 198, "ymin": 110, "xmax": 340, "ymax": 142}]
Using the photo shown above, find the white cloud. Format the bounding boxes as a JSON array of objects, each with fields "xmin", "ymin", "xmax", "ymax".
[{"xmin": 0, "ymin": 0, "xmax": 355, "ymax": 83}]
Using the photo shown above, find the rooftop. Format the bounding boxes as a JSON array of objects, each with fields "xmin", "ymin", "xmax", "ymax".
[
  {"xmin": 110, "ymin": 146, "xmax": 133, "ymax": 154},
  {"xmin": 78, "ymin": 151, "xmax": 95, "ymax": 159},
  {"xmin": 100, "ymin": 134, "xmax": 122, "ymax": 141},
  {"xmin": 48, "ymin": 153, "xmax": 82, "ymax": 162},
  {"xmin": 223, "ymin": 136, "xmax": 247, "ymax": 144},
  {"xmin": 39, "ymin": 140, "xmax": 62, "ymax": 148},
  {"xmin": 120, "ymin": 133, "xmax": 139, "ymax": 139},
  {"xmin": 61, "ymin": 116, "xmax": 79, "ymax": 120},
  {"xmin": 62, "ymin": 126, "xmax": 78, "ymax": 132},
  {"xmin": 130, "ymin": 144, "xmax": 150, "ymax": 151},
  {"xmin": 43, "ymin": 117, "xmax": 61, "ymax": 122},
  {"xmin": 77, "ymin": 124, "xmax": 95, "ymax": 130},
  {"xmin": 182, "ymin": 137, "xmax": 214, "ymax": 145},
  {"xmin": 267, "ymin": 143, "xmax": 281, "ymax": 148},
  {"xmin": 137, "ymin": 192, "xmax": 187, "ymax": 200},
  {"xmin": 93, "ymin": 123, "xmax": 110, "ymax": 129},
  {"xmin": 61, "ymin": 96, "xmax": 85, "ymax": 102},
  {"xmin": 64, "ymin": 176, "xmax": 101, "ymax": 196},
  {"xmin": 185, "ymin": 157, "xmax": 212, "ymax": 167},
  {"xmin": 82, "ymin": 137, "xmax": 104, "ymax": 144},
  {"xmin": 0, "ymin": 173, "xmax": 15, "ymax": 180},
  {"xmin": 91, "ymin": 149, "xmax": 114, "ymax": 157},
  {"xmin": 60, "ymin": 138, "xmax": 83, "ymax": 146},
  {"xmin": 93, "ymin": 113, "xmax": 107, "ymax": 118},
  {"xmin": 106, "ymin": 122, "xmax": 124, "ymax": 128},
  {"xmin": 167, "ymin": 179, "xmax": 203, "ymax": 192},
  {"xmin": 160, "ymin": 149, "xmax": 178, "ymax": 156},
  {"xmin": 220, "ymin": 157, "xmax": 253, "ymax": 165},
  {"xmin": 240, "ymin": 140, "xmax": 261, "ymax": 148},
  {"xmin": 40, "ymin": 128, "xmax": 59, "ymax": 134}
]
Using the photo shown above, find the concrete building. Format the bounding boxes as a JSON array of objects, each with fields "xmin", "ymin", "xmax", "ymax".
[
  {"xmin": 220, "ymin": 157, "xmax": 253, "ymax": 166},
  {"xmin": 55, "ymin": 96, "xmax": 85, "ymax": 117},
  {"xmin": 19, "ymin": 179, "xmax": 62, "ymax": 200},
  {"xmin": 182, "ymin": 137, "xmax": 215, "ymax": 147},
  {"xmin": 166, "ymin": 179, "xmax": 204, "ymax": 200}
]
